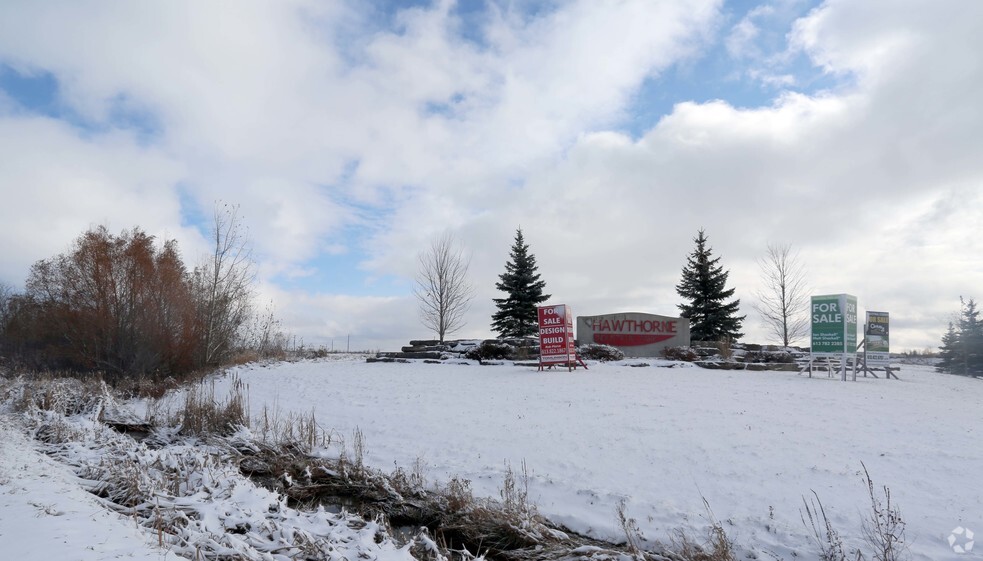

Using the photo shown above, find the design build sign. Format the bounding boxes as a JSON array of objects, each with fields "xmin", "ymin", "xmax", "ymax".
[
  {"xmin": 811, "ymin": 294, "xmax": 858, "ymax": 356},
  {"xmin": 577, "ymin": 312, "xmax": 690, "ymax": 358},
  {"xmin": 538, "ymin": 304, "xmax": 575, "ymax": 364},
  {"xmin": 865, "ymin": 311, "xmax": 890, "ymax": 366}
]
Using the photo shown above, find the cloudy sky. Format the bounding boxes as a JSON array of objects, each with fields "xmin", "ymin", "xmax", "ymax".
[{"xmin": 1, "ymin": 0, "xmax": 980, "ymax": 353}]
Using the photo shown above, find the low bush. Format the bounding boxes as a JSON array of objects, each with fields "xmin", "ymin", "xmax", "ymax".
[
  {"xmin": 662, "ymin": 346, "xmax": 698, "ymax": 362},
  {"xmin": 578, "ymin": 343, "xmax": 625, "ymax": 361},
  {"xmin": 464, "ymin": 340, "xmax": 515, "ymax": 361},
  {"xmin": 742, "ymin": 350, "xmax": 796, "ymax": 364}
]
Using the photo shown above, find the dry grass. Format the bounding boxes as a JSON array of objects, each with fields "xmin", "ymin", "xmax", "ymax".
[
  {"xmin": 860, "ymin": 464, "xmax": 908, "ymax": 561},
  {"xmin": 500, "ymin": 460, "xmax": 535, "ymax": 521},
  {"xmin": 617, "ymin": 498, "xmax": 645, "ymax": 557},
  {"xmin": 176, "ymin": 376, "xmax": 248, "ymax": 436},
  {"xmin": 800, "ymin": 466, "xmax": 908, "ymax": 561},
  {"xmin": 389, "ymin": 456, "xmax": 427, "ymax": 498},
  {"xmin": 256, "ymin": 405, "xmax": 331, "ymax": 452},
  {"xmin": 10, "ymin": 374, "xmax": 105, "ymax": 416},
  {"xmin": 662, "ymin": 499, "xmax": 737, "ymax": 561},
  {"xmin": 802, "ymin": 491, "xmax": 852, "ymax": 561}
]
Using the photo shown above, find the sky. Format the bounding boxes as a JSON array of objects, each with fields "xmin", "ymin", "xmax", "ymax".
[{"xmin": 1, "ymin": 0, "xmax": 981, "ymax": 353}]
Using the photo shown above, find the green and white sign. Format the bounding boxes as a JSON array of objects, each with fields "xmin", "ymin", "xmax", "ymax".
[
  {"xmin": 865, "ymin": 311, "xmax": 890, "ymax": 366},
  {"xmin": 811, "ymin": 294, "xmax": 858, "ymax": 356}
]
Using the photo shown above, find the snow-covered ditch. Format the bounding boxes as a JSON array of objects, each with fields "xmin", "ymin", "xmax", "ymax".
[
  {"xmin": 1, "ymin": 358, "xmax": 981, "ymax": 561},
  {"xmin": 0, "ymin": 379, "xmax": 421, "ymax": 561}
]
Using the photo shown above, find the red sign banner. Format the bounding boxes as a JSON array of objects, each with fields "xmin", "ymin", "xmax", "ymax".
[{"xmin": 538, "ymin": 304, "xmax": 574, "ymax": 364}]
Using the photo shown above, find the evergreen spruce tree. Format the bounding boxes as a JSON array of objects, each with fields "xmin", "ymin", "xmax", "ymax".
[
  {"xmin": 676, "ymin": 229, "xmax": 745, "ymax": 342},
  {"xmin": 491, "ymin": 228, "xmax": 550, "ymax": 338},
  {"xmin": 957, "ymin": 297, "xmax": 983, "ymax": 375},
  {"xmin": 937, "ymin": 322, "xmax": 960, "ymax": 374},
  {"xmin": 937, "ymin": 297, "xmax": 983, "ymax": 376}
]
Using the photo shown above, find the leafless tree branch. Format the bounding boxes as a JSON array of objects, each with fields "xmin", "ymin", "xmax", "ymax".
[
  {"xmin": 193, "ymin": 203, "xmax": 256, "ymax": 365},
  {"xmin": 753, "ymin": 243, "xmax": 810, "ymax": 347},
  {"xmin": 414, "ymin": 232, "xmax": 475, "ymax": 342}
]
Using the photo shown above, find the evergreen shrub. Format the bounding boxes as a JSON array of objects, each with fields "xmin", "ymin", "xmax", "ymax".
[
  {"xmin": 464, "ymin": 340, "xmax": 515, "ymax": 361},
  {"xmin": 662, "ymin": 346, "xmax": 698, "ymax": 362},
  {"xmin": 578, "ymin": 343, "xmax": 625, "ymax": 361}
]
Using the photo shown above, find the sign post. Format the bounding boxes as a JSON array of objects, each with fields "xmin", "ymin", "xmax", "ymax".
[
  {"xmin": 537, "ymin": 304, "xmax": 579, "ymax": 371},
  {"xmin": 865, "ymin": 311, "xmax": 890, "ymax": 366},
  {"xmin": 860, "ymin": 311, "xmax": 899, "ymax": 379},
  {"xmin": 808, "ymin": 294, "xmax": 858, "ymax": 380}
]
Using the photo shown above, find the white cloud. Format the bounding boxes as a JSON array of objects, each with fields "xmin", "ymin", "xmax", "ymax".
[
  {"xmin": 725, "ymin": 11, "xmax": 764, "ymax": 59},
  {"xmin": 0, "ymin": 113, "xmax": 191, "ymax": 284}
]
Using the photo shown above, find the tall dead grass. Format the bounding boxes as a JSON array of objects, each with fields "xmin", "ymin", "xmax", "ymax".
[
  {"xmin": 175, "ymin": 376, "xmax": 248, "ymax": 436},
  {"xmin": 662, "ymin": 499, "xmax": 737, "ymax": 561},
  {"xmin": 801, "ymin": 464, "xmax": 908, "ymax": 561}
]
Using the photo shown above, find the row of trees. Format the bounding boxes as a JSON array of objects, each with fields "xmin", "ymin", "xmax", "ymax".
[
  {"xmin": 414, "ymin": 227, "xmax": 807, "ymax": 345},
  {"xmin": 937, "ymin": 298, "xmax": 983, "ymax": 376},
  {"xmin": 416, "ymin": 227, "xmax": 980, "ymax": 378},
  {"xmin": 0, "ymin": 205, "xmax": 284, "ymax": 379},
  {"xmin": 414, "ymin": 228, "xmax": 549, "ymax": 341}
]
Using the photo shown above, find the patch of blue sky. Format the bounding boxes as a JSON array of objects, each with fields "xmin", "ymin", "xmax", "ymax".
[
  {"xmin": 0, "ymin": 64, "xmax": 162, "ymax": 143},
  {"xmin": 177, "ymin": 184, "xmax": 211, "ymax": 234},
  {"xmin": 372, "ymin": 0, "xmax": 559, "ymax": 48},
  {"xmin": 267, "ymin": 174, "xmax": 413, "ymax": 296},
  {"xmin": 421, "ymin": 92, "xmax": 467, "ymax": 118},
  {"xmin": 272, "ymin": 234, "xmax": 411, "ymax": 297},
  {"xmin": 0, "ymin": 65, "xmax": 59, "ymax": 115},
  {"xmin": 94, "ymin": 93, "xmax": 163, "ymax": 144},
  {"xmin": 620, "ymin": 0, "xmax": 847, "ymax": 138}
]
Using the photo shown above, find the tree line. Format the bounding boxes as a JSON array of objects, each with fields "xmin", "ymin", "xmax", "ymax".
[
  {"xmin": 416, "ymin": 227, "xmax": 803, "ymax": 345},
  {"xmin": 436, "ymin": 227, "xmax": 974, "ymax": 378},
  {"xmin": 0, "ymin": 204, "xmax": 284, "ymax": 380}
]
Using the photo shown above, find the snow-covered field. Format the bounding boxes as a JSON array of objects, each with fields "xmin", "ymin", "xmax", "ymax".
[
  {"xmin": 2, "ymin": 357, "xmax": 981, "ymax": 560},
  {"xmin": 211, "ymin": 357, "xmax": 983, "ymax": 560}
]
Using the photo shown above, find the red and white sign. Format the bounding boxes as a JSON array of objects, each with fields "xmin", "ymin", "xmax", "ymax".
[
  {"xmin": 538, "ymin": 304, "xmax": 574, "ymax": 364},
  {"xmin": 576, "ymin": 312, "xmax": 690, "ymax": 358},
  {"xmin": 589, "ymin": 317, "xmax": 677, "ymax": 346}
]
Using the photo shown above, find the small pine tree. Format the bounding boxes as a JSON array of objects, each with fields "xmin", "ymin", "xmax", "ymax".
[
  {"xmin": 676, "ymin": 229, "xmax": 745, "ymax": 342},
  {"xmin": 958, "ymin": 298, "xmax": 983, "ymax": 375},
  {"xmin": 491, "ymin": 228, "xmax": 550, "ymax": 338},
  {"xmin": 937, "ymin": 297, "xmax": 983, "ymax": 376},
  {"xmin": 937, "ymin": 322, "xmax": 960, "ymax": 374}
]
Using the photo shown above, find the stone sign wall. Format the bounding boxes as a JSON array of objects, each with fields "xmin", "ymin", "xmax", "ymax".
[{"xmin": 577, "ymin": 312, "xmax": 691, "ymax": 358}]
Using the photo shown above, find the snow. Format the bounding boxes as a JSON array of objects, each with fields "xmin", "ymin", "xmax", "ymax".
[
  {"xmin": 0, "ymin": 415, "xmax": 182, "ymax": 560},
  {"xmin": 209, "ymin": 358, "xmax": 983, "ymax": 560},
  {"xmin": 2, "ymin": 357, "xmax": 981, "ymax": 560}
]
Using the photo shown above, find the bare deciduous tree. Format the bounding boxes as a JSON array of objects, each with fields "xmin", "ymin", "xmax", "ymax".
[
  {"xmin": 0, "ymin": 282, "xmax": 14, "ymax": 357},
  {"xmin": 414, "ymin": 233, "xmax": 475, "ymax": 342},
  {"xmin": 754, "ymin": 243, "xmax": 809, "ymax": 347},
  {"xmin": 0, "ymin": 281, "xmax": 12, "ymax": 333},
  {"xmin": 193, "ymin": 203, "xmax": 255, "ymax": 365}
]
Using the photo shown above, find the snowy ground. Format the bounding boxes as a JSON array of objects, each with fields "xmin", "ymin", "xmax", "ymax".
[
  {"xmin": 0, "ymin": 414, "xmax": 183, "ymax": 560},
  {"xmin": 1, "ymin": 357, "xmax": 980, "ymax": 560},
  {"xmin": 207, "ymin": 357, "xmax": 983, "ymax": 561}
]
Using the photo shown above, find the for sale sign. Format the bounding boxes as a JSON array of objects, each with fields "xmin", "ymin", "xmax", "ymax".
[
  {"xmin": 538, "ymin": 304, "xmax": 574, "ymax": 364},
  {"xmin": 866, "ymin": 311, "xmax": 890, "ymax": 366},
  {"xmin": 811, "ymin": 294, "xmax": 858, "ymax": 356}
]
